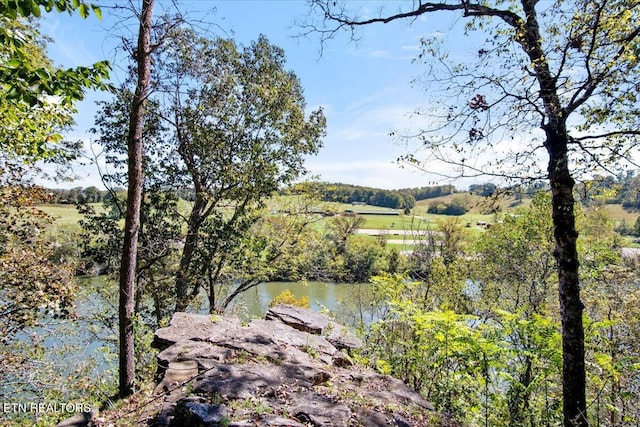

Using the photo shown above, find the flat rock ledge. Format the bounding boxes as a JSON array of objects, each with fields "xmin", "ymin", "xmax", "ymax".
[{"xmin": 146, "ymin": 305, "xmax": 452, "ymax": 427}]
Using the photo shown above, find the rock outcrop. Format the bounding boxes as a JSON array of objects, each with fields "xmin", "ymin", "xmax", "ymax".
[{"xmin": 148, "ymin": 305, "xmax": 452, "ymax": 427}]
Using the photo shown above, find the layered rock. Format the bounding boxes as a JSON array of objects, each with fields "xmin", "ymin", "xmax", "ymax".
[{"xmin": 149, "ymin": 305, "xmax": 452, "ymax": 427}]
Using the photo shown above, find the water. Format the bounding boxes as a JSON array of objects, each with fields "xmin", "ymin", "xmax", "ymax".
[{"xmin": 227, "ymin": 281, "xmax": 363, "ymax": 319}]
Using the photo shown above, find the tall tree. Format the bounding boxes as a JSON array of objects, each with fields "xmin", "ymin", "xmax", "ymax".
[
  {"xmin": 150, "ymin": 30, "xmax": 325, "ymax": 312},
  {"xmin": 118, "ymin": 0, "xmax": 154, "ymax": 398},
  {"xmin": 88, "ymin": 29, "xmax": 325, "ymax": 315},
  {"xmin": 307, "ymin": 1, "xmax": 640, "ymax": 425}
]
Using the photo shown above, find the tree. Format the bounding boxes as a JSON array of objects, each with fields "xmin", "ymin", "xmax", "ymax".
[
  {"xmin": 89, "ymin": 28, "xmax": 325, "ymax": 315},
  {"xmin": 118, "ymin": 0, "xmax": 154, "ymax": 398},
  {"xmin": 307, "ymin": 1, "xmax": 640, "ymax": 424},
  {"xmin": 474, "ymin": 193, "xmax": 556, "ymax": 316},
  {"xmin": 149, "ymin": 30, "xmax": 325, "ymax": 312},
  {"xmin": 0, "ymin": 0, "xmax": 108, "ymax": 385}
]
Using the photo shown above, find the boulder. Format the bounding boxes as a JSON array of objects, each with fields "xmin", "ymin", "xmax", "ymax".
[
  {"xmin": 147, "ymin": 306, "xmax": 445, "ymax": 426},
  {"xmin": 264, "ymin": 304, "xmax": 328, "ymax": 334},
  {"xmin": 326, "ymin": 320, "xmax": 363, "ymax": 351},
  {"xmin": 54, "ymin": 408, "xmax": 98, "ymax": 427},
  {"xmin": 171, "ymin": 397, "xmax": 228, "ymax": 427}
]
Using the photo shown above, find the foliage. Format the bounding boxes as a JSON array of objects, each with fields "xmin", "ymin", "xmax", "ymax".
[
  {"xmin": 473, "ymin": 192, "xmax": 556, "ymax": 315},
  {"xmin": 427, "ymin": 195, "xmax": 470, "ymax": 216},
  {"xmin": 0, "ymin": 1, "xmax": 109, "ymax": 169},
  {"xmin": 365, "ymin": 274, "xmax": 563, "ymax": 426},
  {"xmin": 468, "ymin": 183, "xmax": 497, "ymax": 197},
  {"xmin": 0, "ymin": 18, "xmax": 74, "ymax": 163},
  {"xmin": 292, "ymin": 182, "xmax": 416, "ymax": 209},
  {"xmin": 0, "ymin": 162, "xmax": 76, "ymax": 339},
  {"xmin": 406, "ymin": 217, "xmax": 469, "ymax": 294},
  {"xmin": 0, "ymin": 0, "xmax": 109, "ymax": 105},
  {"xmin": 269, "ymin": 289, "xmax": 309, "ymax": 308}
]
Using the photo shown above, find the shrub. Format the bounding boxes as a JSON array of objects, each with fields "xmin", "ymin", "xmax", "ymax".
[{"xmin": 269, "ymin": 289, "xmax": 309, "ymax": 308}]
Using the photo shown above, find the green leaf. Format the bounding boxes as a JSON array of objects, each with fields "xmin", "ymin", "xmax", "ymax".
[
  {"xmin": 78, "ymin": 2, "xmax": 88, "ymax": 18},
  {"xmin": 30, "ymin": 0, "xmax": 40, "ymax": 17},
  {"xmin": 91, "ymin": 3, "xmax": 101, "ymax": 19}
]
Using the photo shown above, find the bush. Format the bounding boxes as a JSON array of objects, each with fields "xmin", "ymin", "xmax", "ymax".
[
  {"xmin": 427, "ymin": 196, "xmax": 470, "ymax": 216},
  {"xmin": 269, "ymin": 289, "xmax": 309, "ymax": 308}
]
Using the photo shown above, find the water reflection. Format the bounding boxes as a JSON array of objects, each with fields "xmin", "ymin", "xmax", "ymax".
[{"xmin": 227, "ymin": 281, "xmax": 350, "ymax": 318}]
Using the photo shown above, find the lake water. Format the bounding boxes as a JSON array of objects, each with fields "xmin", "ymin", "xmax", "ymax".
[
  {"xmin": 226, "ymin": 281, "xmax": 366, "ymax": 320},
  {"xmin": 78, "ymin": 276, "xmax": 369, "ymax": 321}
]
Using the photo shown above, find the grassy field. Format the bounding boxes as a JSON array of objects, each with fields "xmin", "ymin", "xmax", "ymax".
[
  {"xmin": 38, "ymin": 195, "xmax": 639, "ymax": 237},
  {"xmin": 38, "ymin": 203, "xmax": 109, "ymax": 235},
  {"xmin": 599, "ymin": 203, "xmax": 639, "ymax": 225},
  {"xmin": 39, "ymin": 204, "xmax": 85, "ymax": 225}
]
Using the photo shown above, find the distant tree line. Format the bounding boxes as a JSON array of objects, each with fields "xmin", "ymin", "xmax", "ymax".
[
  {"xmin": 42, "ymin": 171, "xmax": 640, "ymax": 211},
  {"xmin": 576, "ymin": 172, "xmax": 640, "ymax": 209},
  {"xmin": 42, "ymin": 186, "xmax": 198, "ymax": 205},
  {"xmin": 291, "ymin": 182, "xmax": 461, "ymax": 210},
  {"xmin": 290, "ymin": 182, "xmax": 416, "ymax": 209},
  {"xmin": 401, "ymin": 184, "xmax": 456, "ymax": 200},
  {"xmin": 46, "ymin": 186, "xmax": 112, "ymax": 204}
]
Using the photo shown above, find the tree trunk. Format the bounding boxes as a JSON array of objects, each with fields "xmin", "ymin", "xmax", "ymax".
[
  {"xmin": 118, "ymin": 0, "xmax": 154, "ymax": 399},
  {"xmin": 175, "ymin": 192, "xmax": 207, "ymax": 311},
  {"xmin": 546, "ymin": 127, "xmax": 587, "ymax": 427}
]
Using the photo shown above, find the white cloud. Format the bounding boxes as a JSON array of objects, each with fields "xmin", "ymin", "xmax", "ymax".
[
  {"xmin": 401, "ymin": 44, "xmax": 420, "ymax": 51},
  {"xmin": 369, "ymin": 49, "xmax": 392, "ymax": 58}
]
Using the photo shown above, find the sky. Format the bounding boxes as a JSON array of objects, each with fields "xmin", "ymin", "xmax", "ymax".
[{"xmin": 39, "ymin": 0, "xmax": 478, "ymax": 190}]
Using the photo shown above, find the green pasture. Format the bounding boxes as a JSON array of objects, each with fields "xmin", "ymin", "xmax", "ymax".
[
  {"xmin": 600, "ymin": 203, "xmax": 639, "ymax": 225},
  {"xmin": 38, "ymin": 197, "xmax": 639, "ymax": 240},
  {"xmin": 39, "ymin": 204, "xmax": 88, "ymax": 233},
  {"xmin": 360, "ymin": 214, "xmax": 427, "ymax": 231}
]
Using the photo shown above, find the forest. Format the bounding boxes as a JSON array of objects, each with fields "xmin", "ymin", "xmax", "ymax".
[{"xmin": 2, "ymin": 0, "xmax": 640, "ymax": 426}]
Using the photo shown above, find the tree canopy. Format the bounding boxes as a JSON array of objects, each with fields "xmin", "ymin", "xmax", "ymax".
[
  {"xmin": 89, "ymin": 28, "xmax": 326, "ymax": 313},
  {"xmin": 306, "ymin": 0, "xmax": 640, "ymax": 424}
]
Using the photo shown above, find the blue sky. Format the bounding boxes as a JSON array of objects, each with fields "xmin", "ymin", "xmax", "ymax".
[{"xmin": 40, "ymin": 0, "xmax": 475, "ymax": 190}]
